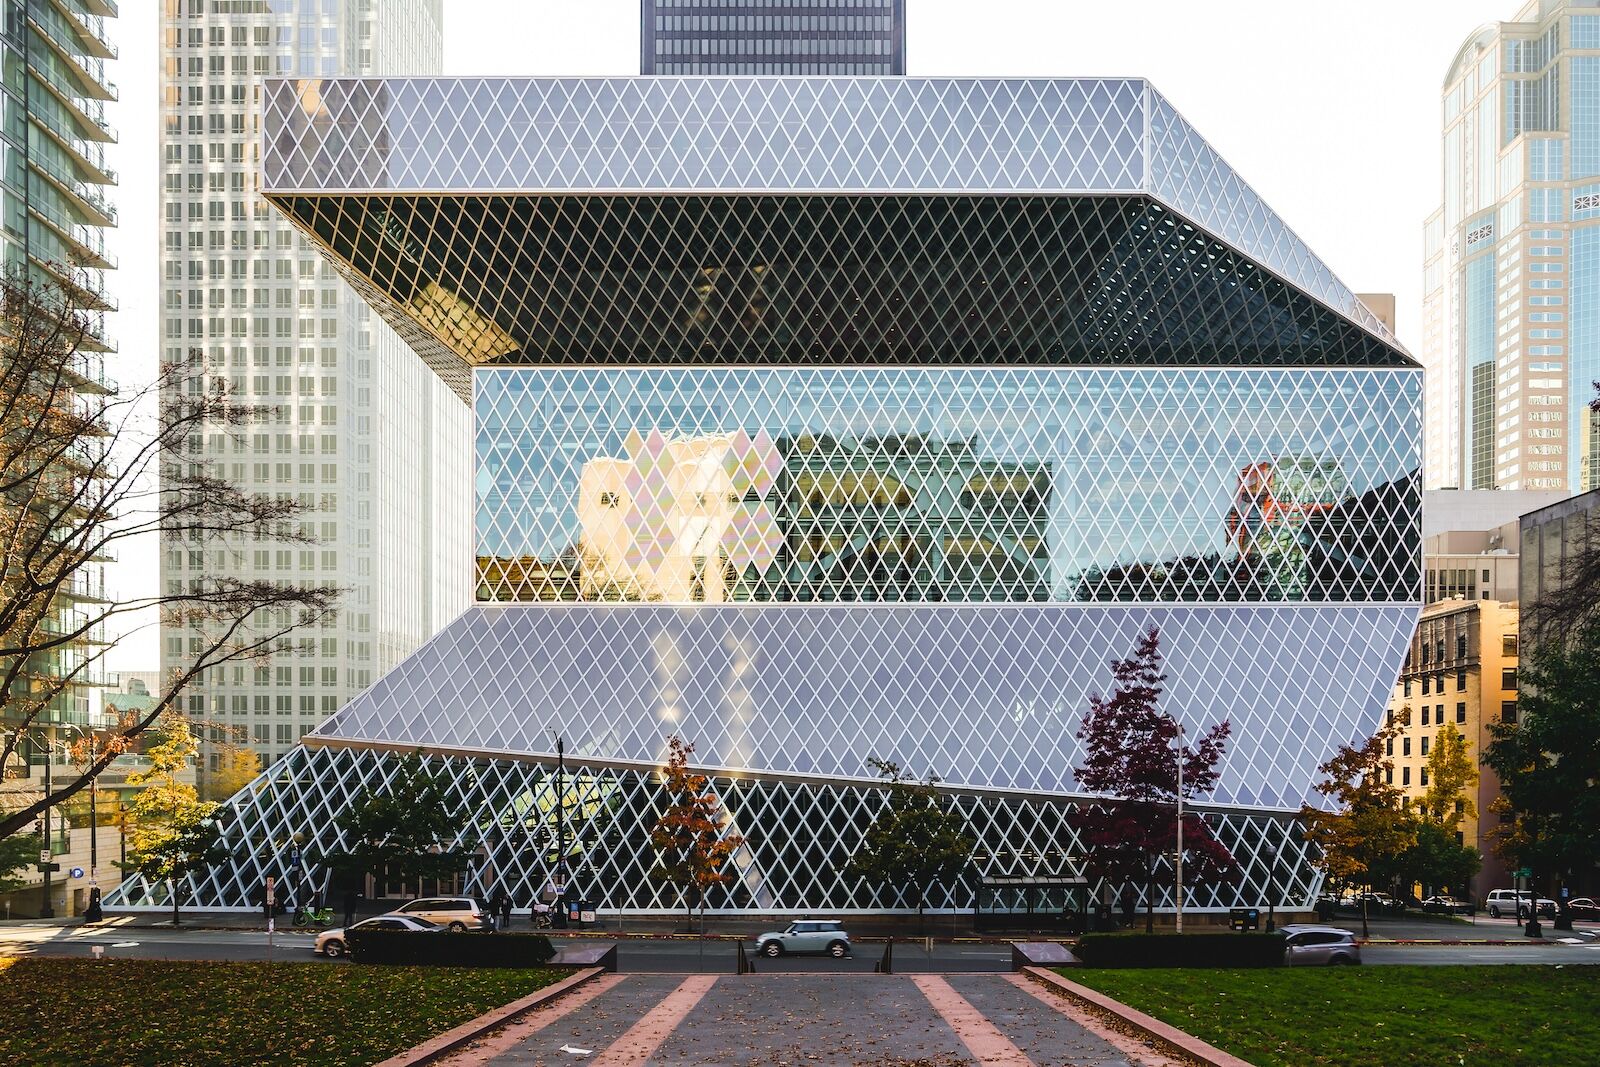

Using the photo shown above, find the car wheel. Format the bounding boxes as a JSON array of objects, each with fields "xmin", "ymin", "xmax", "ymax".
[
  {"xmin": 449, "ymin": 921, "xmax": 468, "ymax": 933},
  {"xmin": 1330, "ymin": 954, "xmax": 1356, "ymax": 966},
  {"xmin": 827, "ymin": 941, "xmax": 848, "ymax": 959},
  {"xmin": 322, "ymin": 939, "xmax": 345, "ymax": 958},
  {"xmin": 1488, "ymin": 906, "xmax": 1500, "ymax": 918},
  {"xmin": 761, "ymin": 941, "xmax": 783, "ymax": 958}
]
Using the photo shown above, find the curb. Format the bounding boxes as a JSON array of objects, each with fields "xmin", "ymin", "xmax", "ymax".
[
  {"xmin": 1359, "ymin": 938, "xmax": 1563, "ymax": 946},
  {"xmin": 1023, "ymin": 966, "xmax": 1254, "ymax": 1067},
  {"xmin": 370, "ymin": 966, "xmax": 604, "ymax": 1067}
]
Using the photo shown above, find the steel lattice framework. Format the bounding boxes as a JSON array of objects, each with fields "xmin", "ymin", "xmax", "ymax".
[{"xmin": 111, "ymin": 77, "xmax": 1420, "ymax": 914}]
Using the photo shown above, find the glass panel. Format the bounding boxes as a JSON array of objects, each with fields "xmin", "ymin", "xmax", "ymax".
[{"xmin": 474, "ymin": 367, "xmax": 1421, "ymax": 604}]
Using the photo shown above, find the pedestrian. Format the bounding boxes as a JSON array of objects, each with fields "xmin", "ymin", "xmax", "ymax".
[
  {"xmin": 343, "ymin": 887, "xmax": 359, "ymax": 928},
  {"xmin": 489, "ymin": 887, "xmax": 508, "ymax": 931},
  {"xmin": 499, "ymin": 892, "xmax": 513, "ymax": 930}
]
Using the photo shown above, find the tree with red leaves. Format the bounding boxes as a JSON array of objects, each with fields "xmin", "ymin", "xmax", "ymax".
[
  {"xmin": 648, "ymin": 736, "xmax": 744, "ymax": 933},
  {"xmin": 1069, "ymin": 625, "xmax": 1237, "ymax": 932}
]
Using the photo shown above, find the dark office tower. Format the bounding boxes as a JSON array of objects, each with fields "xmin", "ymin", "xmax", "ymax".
[{"xmin": 641, "ymin": 0, "xmax": 906, "ymax": 75}]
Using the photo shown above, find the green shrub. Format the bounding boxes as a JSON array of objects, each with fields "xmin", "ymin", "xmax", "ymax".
[
  {"xmin": 349, "ymin": 929, "xmax": 557, "ymax": 968},
  {"xmin": 1076, "ymin": 931, "xmax": 1285, "ymax": 968}
]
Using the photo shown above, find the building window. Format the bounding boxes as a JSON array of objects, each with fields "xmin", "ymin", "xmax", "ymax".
[
  {"xmin": 1457, "ymin": 668, "xmax": 1467, "ymax": 691},
  {"xmin": 1503, "ymin": 635, "xmax": 1518, "ymax": 656},
  {"xmin": 1403, "ymin": 678, "xmax": 1412, "ymax": 697},
  {"xmin": 1403, "ymin": 766, "xmax": 1411, "ymax": 786},
  {"xmin": 1422, "ymin": 736, "xmax": 1431, "ymax": 756},
  {"xmin": 1457, "ymin": 702, "xmax": 1467, "ymax": 724},
  {"xmin": 1386, "ymin": 737, "xmax": 1394, "ymax": 756},
  {"xmin": 1421, "ymin": 767, "xmax": 1430, "ymax": 786},
  {"xmin": 1502, "ymin": 667, "xmax": 1518, "ymax": 690},
  {"xmin": 1423, "ymin": 676, "xmax": 1431, "ymax": 695},
  {"xmin": 1502, "ymin": 700, "xmax": 1518, "ymax": 723},
  {"xmin": 1386, "ymin": 767, "xmax": 1394, "ymax": 785},
  {"xmin": 1403, "ymin": 737, "xmax": 1412, "ymax": 756},
  {"xmin": 1456, "ymin": 634, "xmax": 1467, "ymax": 658}
]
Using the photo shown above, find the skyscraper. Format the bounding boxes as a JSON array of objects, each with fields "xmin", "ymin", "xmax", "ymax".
[
  {"xmin": 1424, "ymin": 2, "xmax": 1600, "ymax": 493},
  {"xmin": 0, "ymin": 0, "xmax": 119, "ymax": 919},
  {"xmin": 112, "ymin": 77, "xmax": 1421, "ymax": 918},
  {"xmin": 641, "ymin": 0, "xmax": 906, "ymax": 75},
  {"xmin": 157, "ymin": 0, "xmax": 469, "ymax": 783}
]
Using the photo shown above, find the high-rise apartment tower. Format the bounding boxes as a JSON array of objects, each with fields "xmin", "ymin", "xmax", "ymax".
[
  {"xmin": 1424, "ymin": 1, "xmax": 1600, "ymax": 492},
  {"xmin": 641, "ymin": 0, "xmax": 906, "ymax": 75},
  {"xmin": 157, "ymin": 0, "xmax": 469, "ymax": 782}
]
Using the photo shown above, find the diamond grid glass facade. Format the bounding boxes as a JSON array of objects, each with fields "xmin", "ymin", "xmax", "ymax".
[{"xmin": 110, "ymin": 78, "xmax": 1422, "ymax": 915}]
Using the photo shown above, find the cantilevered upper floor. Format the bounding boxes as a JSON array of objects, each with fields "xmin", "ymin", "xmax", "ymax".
[{"xmin": 259, "ymin": 77, "xmax": 1412, "ymax": 396}]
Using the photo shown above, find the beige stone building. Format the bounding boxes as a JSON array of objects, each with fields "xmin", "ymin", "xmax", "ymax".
[{"xmin": 1387, "ymin": 599, "xmax": 1521, "ymax": 900}]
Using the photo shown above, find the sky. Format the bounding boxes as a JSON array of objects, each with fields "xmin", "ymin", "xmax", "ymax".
[{"xmin": 101, "ymin": 0, "xmax": 1516, "ymax": 669}]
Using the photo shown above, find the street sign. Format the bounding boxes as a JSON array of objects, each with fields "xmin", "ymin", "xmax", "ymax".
[
  {"xmin": 35, "ymin": 862, "xmax": 59, "ymax": 873},
  {"xmin": 69, "ymin": 867, "xmax": 84, "ymax": 880},
  {"xmin": 1516, "ymin": 867, "xmax": 1532, "ymax": 878},
  {"xmin": 288, "ymin": 846, "xmax": 302, "ymax": 870},
  {"xmin": 38, "ymin": 849, "xmax": 49, "ymax": 865}
]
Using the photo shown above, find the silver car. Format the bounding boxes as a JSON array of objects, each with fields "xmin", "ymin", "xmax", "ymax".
[
  {"xmin": 315, "ymin": 914, "xmax": 440, "ymax": 957},
  {"xmin": 753, "ymin": 919, "xmax": 851, "ymax": 958},
  {"xmin": 1281, "ymin": 924, "xmax": 1361, "ymax": 966}
]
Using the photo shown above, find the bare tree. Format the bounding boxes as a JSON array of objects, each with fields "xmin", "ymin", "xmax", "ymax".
[{"xmin": 1, "ymin": 272, "xmax": 338, "ymax": 840}]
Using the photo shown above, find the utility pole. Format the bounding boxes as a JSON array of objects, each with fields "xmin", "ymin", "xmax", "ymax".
[
  {"xmin": 40, "ymin": 738, "xmax": 54, "ymax": 918},
  {"xmin": 551, "ymin": 733, "xmax": 566, "ymax": 891}
]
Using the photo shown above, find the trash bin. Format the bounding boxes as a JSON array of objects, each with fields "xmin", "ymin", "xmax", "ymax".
[
  {"xmin": 1229, "ymin": 907, "xmax": 1261, "ymax": 931},
  {"xmin": 567, "ymin": 899, "xmax": 591, "ymax": 928}
]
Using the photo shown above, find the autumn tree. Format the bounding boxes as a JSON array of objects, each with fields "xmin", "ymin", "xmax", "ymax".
[
  {"xmin": 1300, "ymin": 708, "xmax": 1417, "ymax": 936},
  {"xmin": 1069, "ymin": 626, "xmax": 1237, "ymax": 932},
  {"xmin": 123, "ymin": 716, "xmax": 228, "ymax": 925},
  {"xmin": 844, "ymin": 758, "xmax": 974, "ymax": 932},
  {"xmin": 1482, "ymin": 622, "xmax": 1600, "ymax": 932},
  {"xmin": 1420, "ymin": 721, "xmax": 1477, "ymax": 827},
  {"xmin": 330, "ymin": 752, "xmax": 472, "ymax": 901},
  {"xmin": 648, "ymin": 736, "xmax": 743, "ymax": 933},
  {"xmin": 200, "ymin": 739, "xmax": 262, "ymax": 803},
  {"xmin": 0, "ymin": 273, "xmax": 339, "ymax": 840}
]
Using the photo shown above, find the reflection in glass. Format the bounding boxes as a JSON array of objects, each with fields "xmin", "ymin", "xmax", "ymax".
[{"xmin": 474, "ymin": 367, "xmax": 1421, "ymax": 604}]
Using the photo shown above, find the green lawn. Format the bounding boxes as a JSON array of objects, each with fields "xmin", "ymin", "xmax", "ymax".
[
  {"xmin": 0, "ymin": 958, "xmax": 567, "ymax": 1067},
  {"xmin": 1064, "ymin": 965, "xmax": 1600, "ymax": 1067}
]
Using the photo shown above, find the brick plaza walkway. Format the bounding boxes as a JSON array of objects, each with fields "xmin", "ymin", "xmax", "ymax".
[{"xmin": 435, "ymin": 972, "xmax": 1184, "ymax": 1067}]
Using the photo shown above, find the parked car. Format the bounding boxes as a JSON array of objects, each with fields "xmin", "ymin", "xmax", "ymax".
[
  {"xmin": 1281, "ymin": 924, "xmax": 1361, "ymax": 966},
  {"xmin": 1563, "ymin": 897, "xmax": 1600, "ymax": 921},
  {"xmin": 1355, "ymin": 892, "xmax": 1403, "ymax": 914},
  {"xmin": 315, "ymin": 914, "xmax": 440, "ymax": 958},
  {"xmin": 1484, "ymin": 889, "xmax": 1557, "ymax": 920},
  {"xmin": 753, "ymin": 919, "xmax": 852, "ymax": 958},
  {"xmin": 391, "ymin": 897, "xmax": 489, "ymax": 932},
  {"xmin": 1422, "ymin": 895, "xmax": 1474, "ymax": 915}
]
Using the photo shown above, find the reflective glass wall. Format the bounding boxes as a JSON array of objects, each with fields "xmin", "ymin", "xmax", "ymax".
[{"xmin": 475, "ymin": 367, "xmax": 1421, "ymax": 604}]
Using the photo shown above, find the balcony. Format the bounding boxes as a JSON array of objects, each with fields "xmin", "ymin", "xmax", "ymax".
[
  {"xmin": 31, "ymin": 107, "xmax": 118, "ymax": 186},
  {"xmin": 29, "ymin": 198, "xmax": 116, "ymax": 271},
  {"xmin": 28, "ymin": 15, "xmax": 117, "ymax": 102},
  {"xmin": 49, "ymin": 0, "xmax": 117, "ymax": 61},
  {"xmin": 81, "ymin": 0, "xmax": 116, "ymax": 17},
  {"xmin": 27, "ymin": 51, "xmax": 116, "ymax": 142},
  {"xmin": 30, "ymin": 250, "xmax": 115, "ymax": 313},
  {"xmin": 29, "ymin": 153, "xmax": 116, "ymax": 227}
]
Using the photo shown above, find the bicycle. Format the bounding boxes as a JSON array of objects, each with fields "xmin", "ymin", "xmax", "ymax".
[{"xmin": 292, "ymin": 904, "xmax": 336, "ymax": 927}]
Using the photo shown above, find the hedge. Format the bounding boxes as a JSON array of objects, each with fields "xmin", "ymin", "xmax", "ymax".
[
  {"xmin": 348, "ymin": 929, "xmax": 557, "ymax": 968},
  {"xmin": 1076, "ymin": 931, "xmax": 1286, "ymax": 968}
]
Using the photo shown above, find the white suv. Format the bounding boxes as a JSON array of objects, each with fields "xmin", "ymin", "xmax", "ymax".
[
  {"xmin": 392, "ymin": 897, "xmax": 488, "ymax": 932},
  {"xmin": 1485, "ymin": 889, "xmax": 1557, "ymax": 920}
]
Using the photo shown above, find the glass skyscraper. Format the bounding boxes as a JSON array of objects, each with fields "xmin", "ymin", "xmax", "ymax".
[
  {"xmin": 1425, "ymin": 1, "xmax": 1600, "ymax": 493},
  {"xmin": 641, "ymin": 0, "xmax": 905, "ymax": 75},
  {"xmin": 156, "ymin": 0, "xmax": 469, "ymax": 786},
  {"xmin": 112, "ymin": 77, "xmax": 1421, "ymax": 917}
]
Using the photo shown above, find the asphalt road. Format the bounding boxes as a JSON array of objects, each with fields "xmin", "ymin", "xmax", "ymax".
[{"xmin": 3, "ymin": 924, "xmax": 1599, "ymax": 969}]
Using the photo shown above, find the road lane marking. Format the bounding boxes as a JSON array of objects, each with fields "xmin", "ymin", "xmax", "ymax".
[
  {"xmin": 590, "ymin": 975, "xmax": 716, "ymax": 1067},
  {"xmin": 911, "ymin": 975, "xmax": 1033, "ymax": 1067}
]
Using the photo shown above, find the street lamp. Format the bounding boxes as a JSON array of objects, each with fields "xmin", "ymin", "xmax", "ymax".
[
  {"xmin": 1265, "ymin": 841, "xmax": 1279, "ymax": 933},
  {"xmin": 1174, "ymin": 720, "xmax": 1185, "ymax": 935}
]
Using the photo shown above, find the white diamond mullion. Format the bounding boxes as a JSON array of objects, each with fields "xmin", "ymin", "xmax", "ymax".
[{"xmin": 106, "ymin": 746, "xmax": 1329, "ymax": 916}]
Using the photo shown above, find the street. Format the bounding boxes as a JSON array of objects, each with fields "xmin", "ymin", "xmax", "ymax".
[{"xmin": 3, "ymin": 921, "xmax": 1598, "ymax": 969}]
